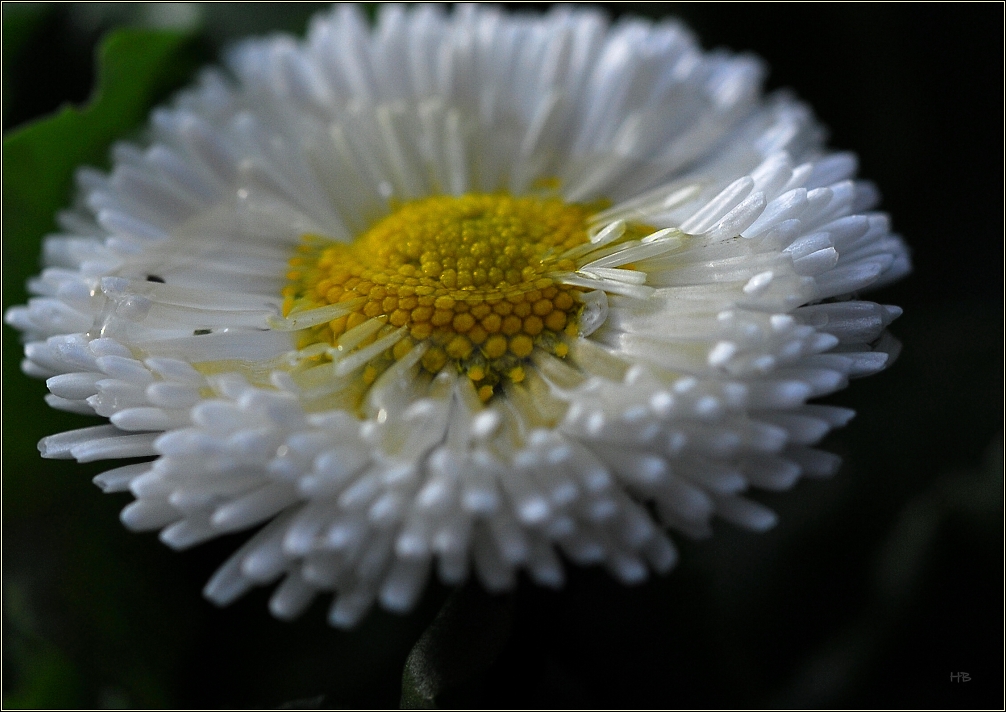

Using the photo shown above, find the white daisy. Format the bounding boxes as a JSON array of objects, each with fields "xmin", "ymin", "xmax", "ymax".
[{"xmin": 6, "ymin": 5, "xmax": 910, "ymax": 628}]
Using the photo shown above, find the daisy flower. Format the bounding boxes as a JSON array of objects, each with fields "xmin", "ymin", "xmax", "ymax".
[{"xmin": 5, "ymin": 5, "xmax": 910, "ymax": 628}]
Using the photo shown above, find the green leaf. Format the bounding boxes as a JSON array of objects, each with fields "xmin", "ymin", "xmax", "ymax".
[
  {"xmin": 2, "ymin": 27, "xmax": 201, "ymax": 309},
  {"xmin": 2, "ymin": 26, "xmax": 203, "ymax": 514},
  {"xmin": 1, "ymin": 26, "xmax": 204, "ymax": 710},
  {"xmin": 400, "ymin": 582, "xmax": 515, "ymax": 709}
]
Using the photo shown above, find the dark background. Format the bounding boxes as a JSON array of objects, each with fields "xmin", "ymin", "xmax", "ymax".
[{"xmin": 3, "ymin": 3, "xmax": 1001, "ymax": 708}]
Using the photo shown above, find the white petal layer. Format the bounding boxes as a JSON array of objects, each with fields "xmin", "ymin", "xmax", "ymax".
[{"xmin": 7, "ymin": 5, "xmax": 908, "ymax": 628}]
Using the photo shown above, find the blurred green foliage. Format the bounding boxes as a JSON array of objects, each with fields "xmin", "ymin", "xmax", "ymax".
[
  {"xmin": 3, "ymin": 28, "xmax": 201, "ymax": 305},
  {"xmin": 2, "ymin": 18, "xmax": 205, "ymax": 710},
  {"xmin": 2, "ymin": 3, "xmax": 1001, "ymax": 709}
]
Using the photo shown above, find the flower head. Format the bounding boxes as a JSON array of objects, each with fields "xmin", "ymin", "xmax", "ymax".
[{"xmin": 6, "ymin": 5, "xmax": 909, "ymax": 628}]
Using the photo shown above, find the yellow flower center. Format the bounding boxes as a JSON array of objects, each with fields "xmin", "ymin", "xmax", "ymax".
[{"xmin": 282, "ymin": 193, "xmax": 607, "ymax": 401}]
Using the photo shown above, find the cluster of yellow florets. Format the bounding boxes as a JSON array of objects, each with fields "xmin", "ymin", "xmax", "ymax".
[{"xmin": 283, "ymin": 193, "xmax": 606, "ymax": 400}]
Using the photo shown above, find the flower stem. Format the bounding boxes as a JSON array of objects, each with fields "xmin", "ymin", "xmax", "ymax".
[{"xmin": 400, "ymin": 580, "xmax": 515, "ymax": 709}]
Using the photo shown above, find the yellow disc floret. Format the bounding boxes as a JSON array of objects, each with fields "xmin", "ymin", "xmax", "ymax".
[{"xmin": 283, "ymin": 192, "xmax": 608, "ymax": 399}]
